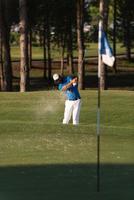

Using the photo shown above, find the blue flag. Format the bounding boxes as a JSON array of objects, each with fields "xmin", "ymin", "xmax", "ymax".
[{"xmin": 99, "ymin": 30, "xmax": 115, "ymax": 67}]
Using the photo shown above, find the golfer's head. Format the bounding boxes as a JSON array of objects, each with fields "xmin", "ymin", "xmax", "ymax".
[{"xmin": 53, "ymin": 73, "xmax": 62, "ymax": 84}]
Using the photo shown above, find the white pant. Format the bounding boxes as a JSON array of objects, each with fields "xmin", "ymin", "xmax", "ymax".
[{"xmin": 63, "ymin": 99, "xmax": 81, "ymax": 125}]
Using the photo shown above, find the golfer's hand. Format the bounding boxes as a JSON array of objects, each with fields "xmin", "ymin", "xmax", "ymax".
[{"xmin": 71, "ymin": 77, "xmax": 77, "ymax": 84}]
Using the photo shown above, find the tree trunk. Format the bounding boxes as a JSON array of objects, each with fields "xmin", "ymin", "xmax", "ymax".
[
  {"xmin": 67, "ymin": 32, "xmax": 74, "ymax": 74},
  {"xmin": 113, "ymin": 0, "xmax": 117, "ymax": 73},
  {"xmin": 125, "ymin": 20, "xmax": 131, "ymax": 61},
  {"xmin": 0, "ymin": 31, "xmax": 4, "ymax": 90},
  {"xmin": 122, "ymin": 3, "xmax": 131, "ymax": 62},
  {"xmin": 46, "ymin": 23, "xmax": 51, "ymax": 81},
  {"xmin": 60, "ymin": 42, "xmax": 65, "ymax": 75},
  {"xmin": 99, "ymin": 0, "xmax": 108, "ymax": 90},
  {"xmin": 19, "ymin": 0, "xmax": 29, "ymax": 92},
  {"xmin": 0, "ymin": 0, "xmax": 12, "ymax": 91},
  {"xmin": 67, "ymin": 51, "xmax": 73, "ymax": 75},
  {"xmin": 28, "ymin": 27, "xmax": 32, "ymax": 69},
  {"xmin": 66, "ymin": 17, "xmax": 74, "ymax": 75},
  {"xmin": 43, "ymin": 24, "xmax": 47, "ymax": 79},
  {"xmin": 76, "ymin": 0, "xmax": 85, "ymax": 90}
]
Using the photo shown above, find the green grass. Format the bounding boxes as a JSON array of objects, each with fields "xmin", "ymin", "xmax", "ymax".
[
  {"xmin": 11, "ymin": 45, "xmax": 63, "ymax": 60},
  {"xmin": 84, "ymin": 42, "xmax": 132, "ymax": 58},
  {"xmin": 11, "ymin": 43, "xmax": 134, "ymax": 60},
  {"xmin": 11, "ymin": 46, "xmax": 44, "ymax": 60},
  {"xmin": 0, "ymin": 90, "xmax": 134, "ymax": 200}
]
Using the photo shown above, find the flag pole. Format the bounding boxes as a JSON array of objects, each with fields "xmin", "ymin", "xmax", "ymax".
[
  {"xmin": 97, "ymin": 0, "xmax": 115, "ymax": 192},
  {"xmin": 97, "ymin": 19, "xmax": 102, "ymax": 192}
]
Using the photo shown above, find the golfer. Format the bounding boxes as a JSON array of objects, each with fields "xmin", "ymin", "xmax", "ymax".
[{"xmin": 53, "ymin": 74, "xmax": 81, "ymax": 125}]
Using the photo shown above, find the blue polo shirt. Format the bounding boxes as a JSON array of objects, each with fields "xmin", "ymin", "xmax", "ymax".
[{"xmin": 58, "ymin": 76, "xmax": 81, "ymax": 100}]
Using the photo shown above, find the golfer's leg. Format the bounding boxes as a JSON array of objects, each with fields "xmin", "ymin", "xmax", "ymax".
[
  {"xmin": 63, "ymin": 100, "xmax": 73, "ymax": 124},
  {"xmin": 73, "ymin": 99, "xmax": 81, "ymax": 125}
]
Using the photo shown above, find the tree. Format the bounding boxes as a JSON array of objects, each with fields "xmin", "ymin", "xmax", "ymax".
[
  {"xmin": 65, "ymin": 0, "xmax": 76, "ymax": 74},
  {"xmin": 0, "ymin": 28, "xmax": 4, "ymax": 89},
  {"xmin": 19, "ymin": 0, "xmax": 29, "ymax": 92},
  {"xmin": 77, "ymin": 0, "xmax": 85, "ymax": 90},
  {"xmin": 51, "ymin": 0, "xmax": 75, "ymax": 75},
  {"xmin": 117, "ymin": 0, "xmax": 134, "ymax": 61},
  {"xmin": 0, "ymin": 0, "xmax": 12, "ymax": 91},
  {"xmin": 99, "ymin": 0, "xmax": 110, "ymax": 90},
  {"xmin": 113, "ymin": 0, "xmax": 117, "ymax": 72}
]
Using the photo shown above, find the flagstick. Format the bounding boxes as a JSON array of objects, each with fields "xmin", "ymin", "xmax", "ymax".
[
  {"xmin": 97, "ymin": 69, "xmax": 101, "ymax": 192},
  {"xmin": 97, "ymin": 20, "xmax": 102, "ymax": 192}
]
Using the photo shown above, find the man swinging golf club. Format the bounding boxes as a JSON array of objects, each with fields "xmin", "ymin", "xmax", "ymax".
[{"xmin": 53, "ymin": 74, "xmax": 81, "ymax": 125}]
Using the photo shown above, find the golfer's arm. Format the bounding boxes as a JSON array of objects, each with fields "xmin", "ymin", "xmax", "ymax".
[
  {"xmin": 62, "ymin": 81, "xmax": 73, "ymax": 91},
  {"xmin": 62, "ymin": 77, "xmax": 77, "ymax": 91}
]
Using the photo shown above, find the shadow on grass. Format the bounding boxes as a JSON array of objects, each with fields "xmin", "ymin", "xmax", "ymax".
[
  {"xmin": 0, "ymin": 163, "xmax": 134, "ymax": 200},
  {"xmin": 12, "ymin": 66, "xmax": 134, "ymax": 91},
  {"xmin": 85, "ymin": 73, "xmax": 134, "ymax": 90},
  {"xmin": 13, "ymin": 77, "xmax": 51, "ymax": 92}
]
